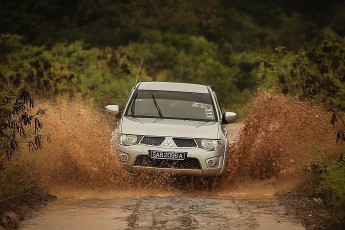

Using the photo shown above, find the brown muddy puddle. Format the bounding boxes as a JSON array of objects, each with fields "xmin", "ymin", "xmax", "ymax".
[
  {"xmin": 21, "ymin": 195, "xmax": 304, "ymax": 230},
  {"xmin": 21, "ymin": 176, "xmax": 306, "ymax": 230}
]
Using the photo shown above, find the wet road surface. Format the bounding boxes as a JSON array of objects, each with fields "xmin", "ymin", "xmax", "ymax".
[
  {"xmin": 21, "ymin": 196, "xmax": 304, "ymax": 230},
  {"xmin": 20, "ymin": 123, "xmax": 305, "ymax": 229}
]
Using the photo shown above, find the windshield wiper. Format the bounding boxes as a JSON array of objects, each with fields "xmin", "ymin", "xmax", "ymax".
[{"xmin": 151, "ymin": 93, "xmax": 163, "ymax": 118}]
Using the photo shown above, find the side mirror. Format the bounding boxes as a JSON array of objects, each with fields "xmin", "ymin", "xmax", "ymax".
[
  {"xmin": 105, "ymin": 105, "xmax": 120, "ymax": 118},
  {"xmin": 222, "ymin": 112, "xmax": 237, "ymax": 124}
]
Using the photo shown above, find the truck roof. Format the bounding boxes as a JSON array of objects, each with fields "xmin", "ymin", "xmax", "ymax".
[{"xmin": 137, "ymin": 82, "xmax": 210, "ymax": 94}]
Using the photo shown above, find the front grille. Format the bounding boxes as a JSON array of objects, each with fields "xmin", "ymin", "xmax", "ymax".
[
  {"xmin": 140, "ymin": 136, "xmax": 165, "ymax": 146},
  {"xmin": 173, "ymin": 138, "xmax": 197, "ymax": 147},
  {"xmin": 134, "ymin": 155, "xmax": 201, "ymax": 169}
]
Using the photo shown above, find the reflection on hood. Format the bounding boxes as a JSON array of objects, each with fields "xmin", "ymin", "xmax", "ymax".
[{"xmin": 120, "ymin": 117, "xmax": 220, "ymax": 139}]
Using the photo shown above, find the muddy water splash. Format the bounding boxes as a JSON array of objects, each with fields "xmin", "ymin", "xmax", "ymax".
[
  {"xmin": 19, "ymin": 98, "xmax": 179, "ymax": 198},
  {"xmin": 225, "ymin": 91, "xmax": 342, "ymax": 183},
  {"xmin": 19, "ymin": 93, "xmax": 343, "ymax": 198}
]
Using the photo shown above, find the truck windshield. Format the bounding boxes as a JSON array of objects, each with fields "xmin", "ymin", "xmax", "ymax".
[{"xmin": 126, "ymin": 90, "xmax": 217, "ymax": 121}]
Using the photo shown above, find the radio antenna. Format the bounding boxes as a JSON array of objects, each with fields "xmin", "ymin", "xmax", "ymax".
[{"xmin": 135, "ymin": 58, "xmax": 144, "ymax": 84}]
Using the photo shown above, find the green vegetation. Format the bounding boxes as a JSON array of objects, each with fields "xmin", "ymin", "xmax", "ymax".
[
  {"xmin": 0, "ymin": 33, "xmax": 254, "ymax": 110},
  {"xmin": 1, "ymin": 0, "xmax": 344, "ymax": 109},
  {"xmin": 318, "ymin": 160, "xmax": 345, "ymax": 226},
  {"xmin": 0, "ymin": 163, "xmax": 48, "ymax": 227},
  {"xmin": 259, "ymin": 29, "xmax": 345, "ymax": 116},
  {"xmin": 1, "ymin": 0, "xmax": 344, "ymax": 50}
]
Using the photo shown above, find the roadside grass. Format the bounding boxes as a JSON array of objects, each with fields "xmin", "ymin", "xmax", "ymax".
[
  {"xmin": 315, "ymin": 159, "xmax": 345, "ymax": 228},
  {"xmin": 0, "ymin": 162, "xmax": 50, "ymax": 229},
  {"xmin": 279, "ymin": 155, "xmax": 345, "ymax": 229}
]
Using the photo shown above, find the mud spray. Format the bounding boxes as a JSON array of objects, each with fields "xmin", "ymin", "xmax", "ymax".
[
  {"xmin": 220, "ymin": 92, "xmax": 343, "ymax": 198},
  {"xmin": 18, "ymin": 98, "xmax": 180, "ymax": 199},
  {"xmin": 18, "ymin": 92, "xmax": 343, "ymax": 199}
]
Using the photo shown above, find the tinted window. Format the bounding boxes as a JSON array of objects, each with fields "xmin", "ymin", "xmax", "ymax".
[{"xmin": 126, "ymin": 90, "xmax": 216, "ymax": 121}]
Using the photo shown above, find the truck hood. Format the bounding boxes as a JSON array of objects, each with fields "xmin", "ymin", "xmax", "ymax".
[{"xmin": 120, "ymin": 117, "xmax": 220, "ymax": 139}]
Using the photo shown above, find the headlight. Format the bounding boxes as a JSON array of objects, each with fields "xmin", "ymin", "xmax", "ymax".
[
  {"xmin": 122, "ymin": 134, "xmax": 138, "ymax": 145},
  {"xmin": 115, "ymin": 134, "xmax": 138, "ymax": 146},
  {"xmin": 200, "ymin": 139, "xmax": 222, "ymax": 151}
]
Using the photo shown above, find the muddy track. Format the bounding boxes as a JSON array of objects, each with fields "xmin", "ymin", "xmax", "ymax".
[
  {"xmin": 21, "ymin": 196, "xmax": 304, "ymax": 230},
  {"xmin": 20, "ymin": 123, "xmax": 305, "ymax": 230}
]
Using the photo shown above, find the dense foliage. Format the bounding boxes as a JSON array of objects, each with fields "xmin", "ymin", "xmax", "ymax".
[
  {"xmin": 318, "ymin": 161, "xmax": 345, "ymax": 226},
  {"xmin": 1, "ymin": 0, "xmax": 344, "ymax": 110},
  {"xmin": 0, "ymin": 33, "xmax": 256, "ymax": 109},
  {"xmin": 1, "ymin": 0, "xmax": 344, "ymax": 51},
  {"xmin": 260, "ymin": 28, "xmax": 345, "ymax": 137},
  {"xmin": 260, "ymin": 29, "xmax": 345, "ymax": 113}
]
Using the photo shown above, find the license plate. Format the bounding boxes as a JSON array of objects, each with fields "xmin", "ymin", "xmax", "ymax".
[{"xmin": 148, "ymin": 150, "xmax": 187, "ymax": 160}]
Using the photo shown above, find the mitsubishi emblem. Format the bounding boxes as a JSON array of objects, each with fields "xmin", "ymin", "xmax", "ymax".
[{"xmin": 162, "ymin": 137, "xmax": 175, "ymax": 147}]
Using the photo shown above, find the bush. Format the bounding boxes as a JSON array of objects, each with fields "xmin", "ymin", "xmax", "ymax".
[
  {"xmin": 318, "ymin": 160, "xmax": 345, "ymax": 227},
  {"xmin": 259, "ymin": 28, "xmax": 345, "ymax": 122},
  {"xmin": 0, "ymin": 88, "xmax": 45, "ymax": 162},
  {"xmin": 0, "ymin": 163, "xmax": 48, "ymax": 228}
]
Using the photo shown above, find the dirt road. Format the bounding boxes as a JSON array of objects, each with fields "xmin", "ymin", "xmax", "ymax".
[
  {"xmin": 20, "ymin": 123, "xmax": 305, "ymax": 229},
  {"xmin": 21, "ymin": 195, "xmax": 304, "ymax": 230}
]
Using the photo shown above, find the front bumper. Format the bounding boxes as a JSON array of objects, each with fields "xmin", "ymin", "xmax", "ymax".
[{"xmin": 113, "ymin": 142, "xmax": 228, "ymax": 177}]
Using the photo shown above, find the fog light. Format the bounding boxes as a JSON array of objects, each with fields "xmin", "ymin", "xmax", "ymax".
[
  {"xmin": 206, "ymin": 157, "xmax": 218, "ymax": 168},
  {"xmin": 119, "ymin": 153, "xmax": 129, "ymax": 163}
]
